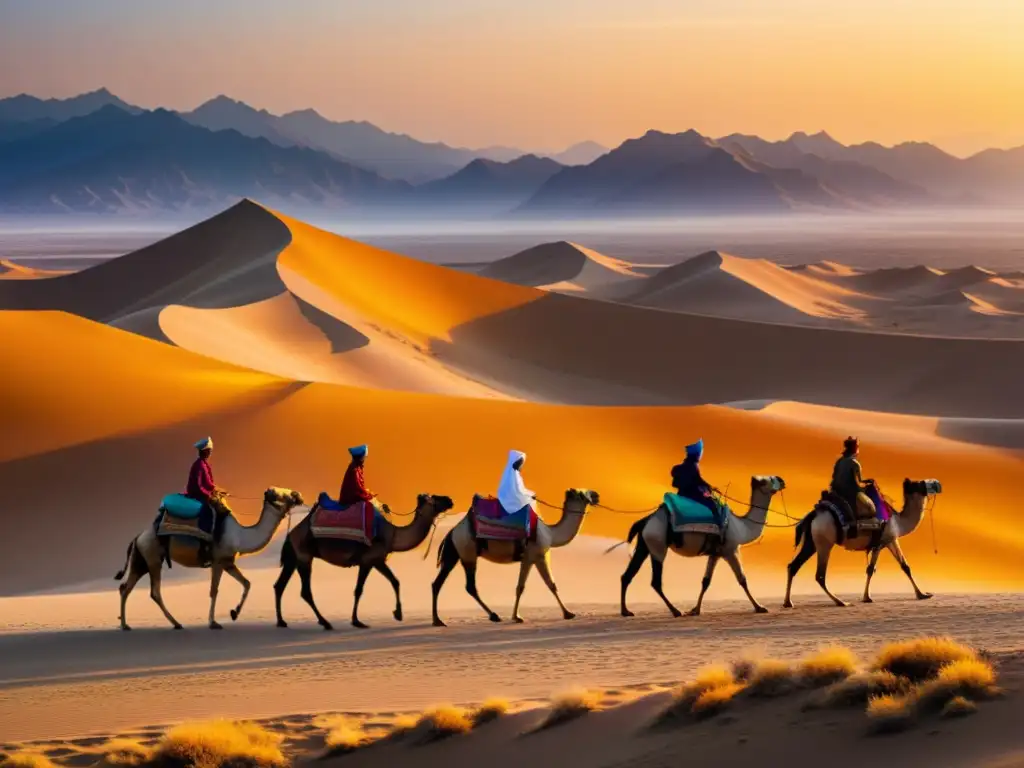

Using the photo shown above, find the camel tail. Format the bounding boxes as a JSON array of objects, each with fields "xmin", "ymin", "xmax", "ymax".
[
  {"xmin": 794, "ymin": 513, "xmax": 814, "ymax": 549},
  {"xmin": 114, "ymin": 539, "xmax": 135, "ymax": 581},
  {"xmin": 436, "ymin": 530, "xmax": 454, "ymax": 569}
]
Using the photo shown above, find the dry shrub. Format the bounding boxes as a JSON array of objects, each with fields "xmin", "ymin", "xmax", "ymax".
[
  {"xmin": 0, "ymin": 753, "xmax": 57, "ymax": 768},
  {"xmin": 874, "ymin": 638, "xmax": 976, "ymax": 682},
  {"xmin": 99, "ymin": 739, "xmax": 154, "ymax": 767},
  {"xmin": 730, "ymin": 658, "xmax": 756, "ymax": 683},
  {"xmin": 866, "ymin": 694, "xmax": 915, "ymax": 735},
  {"xmin": 798, "ymin": 647, "xmax": 859, "ymax": 688},
  {"xmin": 152, "ymin": 720, "xmax": 286, "ymax": 768},
  {"xmin": 318, "ymin": 717, "xmax": 368, "ymax": 756},
  {"xmin": 808, "ymin": 671, "xmax": 907, "ymax": 710},
  {"xmin": 389, "ymin": 715, "xmax": 420, "ymax": 736},
  {"xmin": 539, "ymin": 689, "xmax": 602, "ymax": 730},
  {"xmin": 913, "ymin": 658, "xmax": 999, "ymax": 714},
  {"xmin": 472, "ymin": 697, "xmax": 510, "ymax": 726},
  {"xmin": 691, "ymin": 683, "xmax": 746, "ymax": 719},
  {"xmin": 672, "ymin": 666, "xmax": 736, "ymax": 711},
  {"xmin": 745, "ymin": 659, "xmax": 796, "ymax": 698},
  {"xmin": 940, "ymin": 696, "xmax": 978, "ymax": 719},
  {"xmin": 417, "ymin": 705, "xmax": 474, "ymax": 741}
]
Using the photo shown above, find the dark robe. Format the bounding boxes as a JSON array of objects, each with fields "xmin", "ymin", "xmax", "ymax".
[
  {"xmin": 339, "ymin": 462, "xmax": 374, "ymax": 506},
  {"xmin": 671, "ymin": 458, "xmax": 719, "ymax": 520}
]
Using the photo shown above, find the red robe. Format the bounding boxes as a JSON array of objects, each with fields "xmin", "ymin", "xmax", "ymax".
[
  {"xmin": 186, "ymin": 457, "xmax": 216, "ymax": 501},
  {"xmin": 339, "ymin": 462, "xmax": 374, "ymax": 506}
]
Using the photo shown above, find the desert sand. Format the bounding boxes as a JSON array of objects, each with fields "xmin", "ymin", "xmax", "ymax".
[{"xmin": 1, "ymin": 200, "xmax": 1022, "ymax": 764}]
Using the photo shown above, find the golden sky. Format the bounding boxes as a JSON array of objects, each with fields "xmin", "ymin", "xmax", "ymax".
[{"xmin": 1, "ymin": 0, "xmax": 1022, "ymax": 155}]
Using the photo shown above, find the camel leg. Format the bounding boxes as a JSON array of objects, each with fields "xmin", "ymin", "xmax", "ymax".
[
  {"xmin": 814, "ymin": 545, "xmax": 848, "ymax": 607},
  {"xmin": 862, "ymin": 548, "xmax": 882, "ymax": 603},
  {"xmin": 511, "ymin": 559, "xmax": 534, "ymax": 624},
  {"xmin": 619, "ymin": 535, "xmax": 651, "ymax": 617},
  {"xmin": 273, "ymin": 548, "xmax": 297, "ymax": 628},
  {"xmin": 686, "ymin": 555, "xmax": 719, "ymax": 617},
  {"xmin": 887, "ymin": 540, "xmax": 932, "ymax": 600},
  {"xmin": 148, "ymin": 566, "xmax": 183, "ymax": 630},
  {"xmin": 224, "ymin": 563, "xmax": 250, "ymax": 622},
  {"xmin": 298, "ymin": 561, "xmax": 333, "ymax": 630},
  {"xmin": 374, "ymin": 562, "xmax": 403, "ymax": 622},
  {"xmin": 463, "ymin": 561, "xmax": 501, "ymax": 623},
  {"xmin": 351, "ymin": 563, "xmax": 372, "ymax": 629},
  {"xmin": 650, "ymin": 554, "xmax": 682, "ymax": 618},
  {"xmin": 117, "ymin": 540, "xmax": 147, "ymax": 631},
  {"xmin": 724, "ymin": 551, "xmax": 767, "ymax": 614},
  {"xmin": 431, "ymin": 534, "xmax": 460, "ymax": 627},
  {"xmin": 535, "ymin": 554, "xmax": 574, "ymax": 620},
  {"xmin": 208, "ymin": 564, "xmax": 225, "ymax": 629},
  {"xmin": 783, "ymin": 523, "xmax": 817, "ymax": 609}
]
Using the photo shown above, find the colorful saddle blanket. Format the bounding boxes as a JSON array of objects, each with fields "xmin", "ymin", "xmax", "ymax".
[
  {"xmin": 470, "ymin": 496, "xmax": 538, "ymax": 541},
  {"xmin": 156, "ymin": 511, "xmax": 213, "ymax": 542},
  {"xmin": 865, "ymin": 486, "xmax": 892, "ymax": 522},
  {"xmin": 663, "ymin": 493, "xmax": 726, "ymax": 535},
  {"xmin": 160, "ymin": 494, "xmax": 204, "ymax": 519},
  {"xmin": 310, "ymin": 494, "xmax": 378, "ymax": 545}
]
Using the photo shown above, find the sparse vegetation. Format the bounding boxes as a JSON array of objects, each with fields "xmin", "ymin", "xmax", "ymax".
[
  {"xmin": 808, "ymin": 671, "xmax": 908, "ymax": 710},
  {"xmin": 691, "ymin": 682, "xmax": 746, "ymax": 719},
  {"xmin": 416, "ymin": 705, "xmax": 474, "ymax": 741},
  {"xmin": 912, "ymin": 658, "xmax": 1000, "ymax": 714},
  {"xmin": 798, "ymin": 647, "xmax": 859, "ymax": 688},
  {"xmin": 472, "ymin": 697, "xmax": 510, "ymax": 726},
  {"xmin": 318, "ymin": 716, "xmax": 368, "ymax": 756},
  {"xmin": 866, "ymin": 694, "xmax": 915, "ymax": 735},
  {"xmin": 0, "ymin": 753, "xmax": 58, "ymax": 768},
  {"xmin": 940, "ymin": 696, "xmax": 978, "ymax": 719},
  {"xmin": 745, "ymin": 659, "xmax": 796, "ymax": 698},
  {"xmin": 151, "ymin": 720, "xmax": 286, "ymax": 768},
  {"xmin": 99, "ymin": 739, "xmax": 153, "ymax": 767},
  {"xmin": 539, "ymin": 688, "xmax": 602, "ymax": 730},
  {"xmin": 873, "ymin": 638, "xmax": 977, "ymax": 682},
  {"xmin": 672, "ymin": 665, "xmax": 736, "ymax": 711}
]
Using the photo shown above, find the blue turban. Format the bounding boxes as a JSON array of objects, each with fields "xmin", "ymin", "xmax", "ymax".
[
  {"xmin": 349, "ymin": 444, "xmax": 368, "ymax": 459},
  {"xmin": 685, "ymin": 439, "xmax": 703, "ymax": 460},
  {"xmin": 194, "ymin": 437, "xmax": 213, "ymax": 450}
]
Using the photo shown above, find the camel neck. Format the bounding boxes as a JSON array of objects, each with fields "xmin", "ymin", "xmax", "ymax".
[
  {"xmin": 727, "ymin": 488, "xmax": 772, "ymax": 546},
  {"xmin": 549, "ymin": 504, "xmax": 586, "ymax": 547},
  {"xmin": 897, "ymin": 494, "xmax": 925, "ymax": 535},
  {"xmin": 229, "ymin": 500, "xmax": 285, "ymax": 555},
  {"xmin": 390, "ymin": 507, "xmax": 435, "ymax": 553}
]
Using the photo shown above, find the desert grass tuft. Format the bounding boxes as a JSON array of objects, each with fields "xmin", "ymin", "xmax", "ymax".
[
  {"xmin": 690, "ymin": 682, "xmax": 747, "ymax": 719},
  {"xmin": 798, "ymin": 647, "xmax": 859, "ymax": 688},
  {"xmin": 671, "ymin": 666, "xmax": 736, "ymax": 711},
  {"xmin": 0, "ymin": 753, "xmax": 58, "ymax": 768},
  {"xmin": 873, "ymin": 637, "xmax": 976, "ymax": 682},
  {"xmin": 538, "ymin": 688, "xmax": 602, "ymax": 731},
  {"xmin": 151, "ymin": 720, "xmax": 286, "ymax": 768},
  {"xmin": 472, "ymin": 697, "xmax": 510, "ymax": 726},
  {"xmin": 866, "ymin": 694, "xmax": 916, "ymax": 735},
  {"xmin": 745, "ymin": 659, "xmax": 796, "ymax": 698},
  {"xmin": 806, "ymin": 671, "xmax": 907, "ymax": 710},
  {"xmin": 912, "ymin": 658, "xmax": 1000, "ymax": 714},
  {"xmin": 98, "ymin": 739, "xmax": 154, "ymax": 767},
  {"xmin": 317, "ymin": 716, "xmax": 369, "ymax": 756},
  {"xmin": 416, "ymin": 705, "xmax": 474, "ymax": 742},
  {"xmin": 940, "ymin": 696, "xmax": 978, "ymax": 719}
]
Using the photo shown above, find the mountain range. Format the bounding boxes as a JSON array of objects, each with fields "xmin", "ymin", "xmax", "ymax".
[{"xmin": 0, "ymin": 89, "xmax": 1022, "ymax": 217}]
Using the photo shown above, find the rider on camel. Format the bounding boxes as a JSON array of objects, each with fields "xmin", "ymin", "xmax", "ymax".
[
  {"xmin": 339, "ymin": 444, "xmax": 390, "ymax": 514},
  {"xmin": 497, "ymin": 449, "xmax": 536, "ymax": 515},
  {"xmin": 185, "ymin": 437, "xmax": 230, "ymax": 566},
  {"xmin": 671, "ymin": 439, "xmax": 723, "ymax": 527},
  {"xmin": 830, "ymin": 436, "xmax": 876, "ymax": 528}
]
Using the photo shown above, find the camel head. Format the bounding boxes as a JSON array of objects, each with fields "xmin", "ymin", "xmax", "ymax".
[
  {"xmin": 416, "ymin": 493, "xmax": 455, "ymax": 520},
  {"xmin": 565, "ymin": 488, "xmax": 600, "ymax": 513},
  {"xmin": 903, "ymin": 478, "xmax": 942, "ymax": 500},
  {"xmin": 264, "ymin": 487, "xmax": 306, "ymax": 515},
  {"xmin": 751, "ymin": 475, "xmax": 786, "ymax": 494}
]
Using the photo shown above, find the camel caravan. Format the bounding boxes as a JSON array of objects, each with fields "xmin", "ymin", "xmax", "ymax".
[{"xmin": 113, "ymin": 436, "xmax": 942, "ymax": 630}]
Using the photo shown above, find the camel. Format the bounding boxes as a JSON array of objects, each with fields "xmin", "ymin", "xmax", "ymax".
[
  {"xmin": 618, "ymin": 476, "xmax": 786, "ymax": 617},
  {"xmin": 431, "ymin": 488, "xmax": 599, "ymax": 626},
  {"xmin": 114, "ymin": 487, "xmax": 306, "ymax": 631},
  {"xmin": 783, "ymin": 478, "xmax": 942, "ymax": 608},
  {"xmin": 274, "ymin": 493, "xmax": 454, "ymax": 630}
]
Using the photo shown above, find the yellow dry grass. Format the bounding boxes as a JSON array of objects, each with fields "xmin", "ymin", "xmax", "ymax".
[
  {"xmin": 473, "ymin": 697, "xmax": 510, "ymax": 726},
  {"xmin": 745, "ymin": 659, "xmax": 796, "ymax": 698},
  {"xmin": 913, "ymin": 658, "xmax": 999, "ymax": 713},
  {"xmin": 691, "ymin": 682, "xmax": 747, "ymax": 719},
  {"xmin": 318, "ymin": 716, "xmax": 368, "ymax": 755},
  {"xmin": 417, "ymin": 705, "xmax": 474, "ymax": 740},
  {"xmin": 152, "ymin": 720, "xmax": 286, "ymax": 768},
  {"xmin": 866, "ymin": 694, "xmax": 915, "ymax": 734},
  {"xmin": 798, "ymin": 647, "xmax": 859, "ymax": 687},
  {"xmin": 99, "ymin": 739, "xmax": 154, "ymax": 766},
  {"xmin": 808, "ymin": 671, "xmax": 907, "ymax": 710},
  {"xmin": 540, "ymin": 688, "xmax": 602, "ymax": 730},
  {"xmin": 873, "ymin": 637, "xmax": 977, "ymax": 682},
  {"xmin": 0, "ymin": 753, "xmax": 57, "ymax": 768},
  {"xmin": 673, "ymin": 665, "xmax": 736, "ymax": 710}
]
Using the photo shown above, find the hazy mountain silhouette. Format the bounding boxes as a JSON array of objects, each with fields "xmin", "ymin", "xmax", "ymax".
[
  {"xmin": 416, "ymin": 155, "xmax": 564, "ymax": 210},
  {"xmin": 178, "ymin": 95, "xmax": 295, "ymax": 147},
  {"xmin": 547, "ymin": 141, "xmax": 609, "ymax": 166},
  {"xmin": 0, "ymin": 118, "xmax": 58, "ymax": 144},
  {"xmin": 0, "ymin": 106, "xmax": 410, "ymax": 213},
  {"xmin": 0, "ymin": 88, "xmax": 142, "ymax": 123}
]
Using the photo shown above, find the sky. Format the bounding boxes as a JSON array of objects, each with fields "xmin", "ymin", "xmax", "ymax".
[{"xmin": 1, "ymin": 0, "xmax": 1023, "ymax": 156}]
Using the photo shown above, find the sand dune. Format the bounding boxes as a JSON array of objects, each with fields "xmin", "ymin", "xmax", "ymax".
[{"xmin": 0, "ymin": 259, "xmax": 68, "ymax": 280}]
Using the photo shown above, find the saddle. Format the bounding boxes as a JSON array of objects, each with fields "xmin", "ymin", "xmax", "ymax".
[
  {"xmin": 817, "ymin": 490, "xmax": 883, "ymax": 546},
  {"xmin": 309, "ymin": 494, "xmax": 377, "ymax": 545},
  {"xmin": 469, "ymin": 495, "xmax": 538, "ymax": 560},
  {"xmin": 662, "ymin": 493, "xmax": 726, "ymax": 553},
  {"xmin": 155, "ymin": 494, "xmax": 214, "ymax": 542}
]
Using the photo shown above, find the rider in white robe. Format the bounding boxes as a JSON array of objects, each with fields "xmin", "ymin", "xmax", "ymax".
[{"xmin": 497, "ymin": 449, "xmax": 535, "ymax": 514}]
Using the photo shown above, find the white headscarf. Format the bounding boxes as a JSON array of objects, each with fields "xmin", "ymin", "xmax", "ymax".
[{"xmin": 497, "ymin": 449, "xmax": 534, "ymax": 512}]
